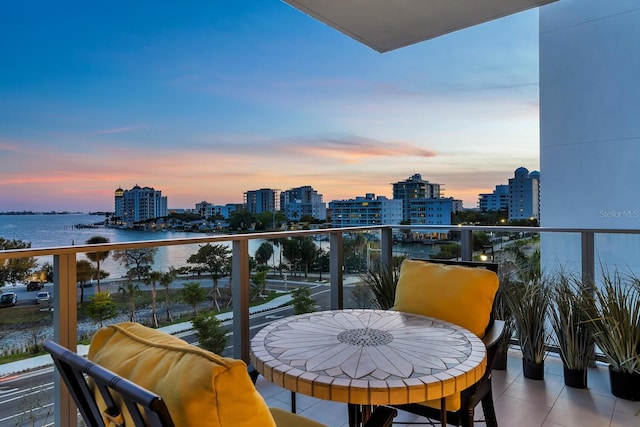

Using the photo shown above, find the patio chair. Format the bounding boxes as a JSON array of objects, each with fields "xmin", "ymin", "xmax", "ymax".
[
  {"xmin": 45, "ymin": 322, "xmax": 396, "ymax": 427},
  {"xmin": 389, "ymin": 259, "xmax": 504, "ymax": 427}
]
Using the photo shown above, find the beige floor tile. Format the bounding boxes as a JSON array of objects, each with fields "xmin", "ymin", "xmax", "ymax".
[
  {"xmin": 494, "ymin": 394, "xmax": 552, "ymax": 427},
  {"xmin": 545, "ymin": 386, "xmax": 615, "ymax": 427}
]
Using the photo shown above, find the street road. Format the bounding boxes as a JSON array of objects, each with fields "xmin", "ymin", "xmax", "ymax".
[{"xmin": 0, "ymin": 282, "xmax": 339, "ymax": 425}]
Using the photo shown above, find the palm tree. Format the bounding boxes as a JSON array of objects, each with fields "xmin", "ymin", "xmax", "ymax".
[
  {"xmin": 144, "ymin": 270, "xmax": 162, "ymax": 327},
  {"xmin": 160, "ymin": 268, "xmax": 177, "ymax": 322},
  {"xmin": 85, "ymin": 236, "xmax": 110, "ymax": 292},
  {"xmin": 119, "ymin": 270, "xmax": 140, "ymax": 322}
]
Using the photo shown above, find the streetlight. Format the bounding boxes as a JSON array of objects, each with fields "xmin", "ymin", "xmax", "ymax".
[{"xmin": 480, "ymin": 244, "xmax": 495, "ymax": 262}]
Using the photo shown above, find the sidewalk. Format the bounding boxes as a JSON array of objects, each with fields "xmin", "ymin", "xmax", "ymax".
[{"xmin": 0, "ymin": 294, "xmax": 293, "ymax": 377}]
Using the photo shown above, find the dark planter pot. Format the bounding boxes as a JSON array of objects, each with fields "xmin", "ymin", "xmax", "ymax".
[
  {"xmin": 609, "ymin": 366, "xmax": 640, "ymax": 401},
  {"xmin": 563, "ymin": 366, "xmax": 588, "ymax": 389},
  {"xmin": 522, "ymin": 359, "xmax": 544, "ymax": 380},
  {"xmin": 493, "ymin": 351, "xmax": 508, "ymax": 371}
]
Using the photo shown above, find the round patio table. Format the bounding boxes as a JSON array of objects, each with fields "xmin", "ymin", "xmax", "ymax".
[{"xmin": 250, "ymin": 309, "xmax": 486, "ymax": 427}]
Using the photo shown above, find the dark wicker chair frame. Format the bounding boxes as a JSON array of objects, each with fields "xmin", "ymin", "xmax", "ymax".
[
  {"xmin": 390, "ymin": 259, "xmax": 505, "ymax": 427},
  {"xmin": 47, "ymin": 340, "xmax": 397, "ymax": 427},
  {"xmin": 45, "ymin": 340, "xmax": 174, "ymax": 426}
]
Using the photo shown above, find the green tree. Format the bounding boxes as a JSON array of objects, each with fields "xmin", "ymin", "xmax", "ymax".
[
  {"xmin": 254, "ymin": 241, "xmax": 274, "ymax": 266},
  {"xmin": 144, "ymin": 270, "xmax": 162, "ymax": 327},
  {"xmin": 282, "ymin": 238, "xmax": 302, "ymax": 277},
  {"xmin": 85, "ymin": 235, "xmax": 110, "ymax": 292},
  {"xmin": 76, "ymin": 259, "xmax": 93, "ymax": 303},
  {"xmin": 0, "ymin": 238, "xmax": 38, "ymax": 286},
  {"xmin": 40, "ymin": 262, "xmax": 54, "ymax": 282},
  {"xmin": 119, "ymin": 271, "xmax": 140, "ymax": 322},
  {"xmin": 85, "ymin": 291, "xmax": 118, "ymax": 327},
  {"xmin": 181, "ymin": 282, "xmax": 207, "ymax": 315},
  {"xmin": 291, "ymin": 286, "xmax": 316, "ymax": 314},
  {"xmin": 160, "ymin": 267, "xmax": 177, "ymax": 322},
  {"xmin": 112, "ymin": 248, "xmax": 158, "ymax": 280},
  {"xmin": 192, "ymin": 312, "xmax": 228, "ymax": 355},
  {"xmin": 186, "ymin": 244, "xmax": 231, "ymax": 311},
  {"xmin": 228, "ymin": 209, "xmax": 255, "ymax": 231},
  {"xmin": 250, "ymin": 270, "xmax": 267, "ymax": 301},
  {"xmin": 299, "ymin": 237, "xmax": 317, "ymax": 278}
]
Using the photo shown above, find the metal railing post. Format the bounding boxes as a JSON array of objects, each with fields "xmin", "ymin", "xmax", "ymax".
[
  {"xmin": 330, "ymin": 233, "xmax": 344, "ymax": 310},
  {"xmin": 380, "ymin": 227, "xmax": 393, "ymax": 272},
  {"xmin": 581, "ymin": 231, "xmax": 595, "ymax": 287},
  {"xmin": 53, "ymin": 253, "xmax": 77, "ymax": 427},
  {"xmin": 460, "ymin": 229, "xmax": 473, "ymax": 261},
  {"xmin": 232, "ymin": 239, "xmax": 250, "ymax": 363}
]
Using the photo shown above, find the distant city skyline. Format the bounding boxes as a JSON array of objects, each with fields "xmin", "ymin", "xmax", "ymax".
[{"xmin": 0, "ymin": 2, "xmax": 540, "ymax": 212}]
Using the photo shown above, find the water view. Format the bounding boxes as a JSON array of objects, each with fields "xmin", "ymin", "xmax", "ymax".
[{"xmin": 0, "ymin": 214, "xmax": 277, "ymax": 280}]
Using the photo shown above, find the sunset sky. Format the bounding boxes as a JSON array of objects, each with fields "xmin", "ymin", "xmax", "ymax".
[{"xmin": 0, "ymin": 1, "xmax": 540, "ymax": 212}]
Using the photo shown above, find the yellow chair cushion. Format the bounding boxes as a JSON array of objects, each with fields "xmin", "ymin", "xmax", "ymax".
[
  {"xmin": 394, "ymin": 260, "xmax": 498, "ymax": 412},
  {"xmin": 393, "ymin": 260, "xmax": 499, "ymax": 338},
  {"xmin": 270, "ymin": 408, "xmax": 327, "ymax": 427},
  {"xmin": 88, "ymin": 322, "xmax": 276, "ymax": 427}
]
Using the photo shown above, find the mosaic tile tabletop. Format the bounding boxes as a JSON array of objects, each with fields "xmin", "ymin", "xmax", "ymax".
[{"xmin": 250, "ymin": 309, "xmax": 486, "ymax": 405}]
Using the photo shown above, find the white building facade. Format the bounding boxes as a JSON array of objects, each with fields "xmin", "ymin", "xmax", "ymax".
[
  {"xmin": 114, "ymin": 185, "xmax": 168, "ymax": 224},
  {"xmin": 280, "ymin": 186, "xmax": 327, "ymax": 221},
  {"xmin": 540, "ymin": 0, "xmax": 640, "ymax": 273},
  {"xmin": 508, "ymin": 167, "xmax": 540, "ymax": 221},
  {"xmin": 479, "ymin": 185, "xmax": 509, "ymax": 212},
  {"xmin": 329, "ymin": 194, "xmax": 403, "ymax": 227}
]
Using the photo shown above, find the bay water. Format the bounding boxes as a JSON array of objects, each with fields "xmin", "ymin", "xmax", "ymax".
[{"xmin": 0, "ymin": 214, "xmax": 275, "ymax": 280}]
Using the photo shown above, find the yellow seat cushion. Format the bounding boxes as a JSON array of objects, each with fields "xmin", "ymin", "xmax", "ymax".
[
  {"xmin": 88, "ymin": 322, "xmax": 276, "ymax": 427},
  {"xmin": 393, "ymin": 260, "xmax": 498, "ymax": 412},
  {"xmin": 270, "ymin": 407, "xmax": 327, "ymax": 427},
  {"xmin": 393, "ymin": 260, "xmax": 499, "ymax": 338}
]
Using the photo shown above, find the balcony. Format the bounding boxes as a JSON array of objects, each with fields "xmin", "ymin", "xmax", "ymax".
[{"xmin": 1, "ymin": 224, "xmax": 639, "ymax": 426}]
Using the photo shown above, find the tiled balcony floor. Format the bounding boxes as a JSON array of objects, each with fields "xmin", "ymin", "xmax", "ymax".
[{"xmin": 255, "ymin": 350, "xmax": 640, "ymax": 426}]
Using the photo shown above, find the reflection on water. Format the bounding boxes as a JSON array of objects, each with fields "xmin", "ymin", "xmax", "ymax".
[{"xmin": 0, "ymin": 214, "xmax": 280, "ymax": 278}]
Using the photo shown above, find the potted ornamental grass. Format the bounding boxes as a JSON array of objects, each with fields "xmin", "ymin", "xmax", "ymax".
[
  {"xmin": 492, "ymin": 266, "xmax": 517, "ymax": 370},
  {"xmin": 506, "ymin": 277, "xmax": 551, "ymax": 380},
  {"xmin": 587, "ymin": 268, "xmax": 640, "ymax": 400},
  {"xmin": 549, "ymin": 271, "xmax": 594, "ymax": 388}
]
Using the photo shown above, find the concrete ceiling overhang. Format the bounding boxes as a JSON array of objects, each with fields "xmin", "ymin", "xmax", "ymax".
[{"xmin": 283, "ymin": 0, "xmax": 558, "ymax": 53}]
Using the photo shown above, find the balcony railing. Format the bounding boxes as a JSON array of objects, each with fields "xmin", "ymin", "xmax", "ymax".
[{"xmin": 1, "ymin": 224, "xmax": 639, "ymax": 426}]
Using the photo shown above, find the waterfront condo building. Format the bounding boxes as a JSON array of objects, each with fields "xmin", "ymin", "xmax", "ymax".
[
  {"xmin": 508, "ymin": 167, "xmax": 540, "ymax": 221},
  {"xmin": 114, "ymin": 185, "xmax": 168, "ymax": 224},
  {"xmin": 244, "ymin": 188, "xmax": 277, "ymax": 215},
  {"xmin": 329, "ymin": 193, "xmax": 402, "ymax": 227},
  {"xmin": 195, "ymin": 201, "xmax": 242, "ymax": 219},
  {"xmin": 392, "ymin": 174, "xmax": 441, "ymax": 221},
  {"xmin": 280, "ymin": 186, "xmax": 327, "ymax": 221},
  {"xmin": 478, "ymin": 185, "xmax": 510, "ymax": 212}
]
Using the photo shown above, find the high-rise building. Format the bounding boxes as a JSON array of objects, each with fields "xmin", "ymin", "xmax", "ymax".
[
  {"xmin": 479, "ymin": 185, "xmax": 510, "ymax": 212},
  {"xmin": 508, "ymin": 167, "xmax": 540, "ymax": 221},
  {"xmin": 244, "ymin": 188, "xmax": 277, "ymax": 214},
  {"xmin": 406, "ymin": 198, "xmax": 454, "ymax": 226},
  {"xmin": 392, "ymin": 174, "xmax": 441, "ymax": 221},
  {"xmin": 329, "ymin": 193, "xmax": 402, "ymax": 227},
  {"xmin": 194, "ymin": 201, "xmax": 242, "ymax": 219},
  {"xmin": 114, "ymin": 185, "xmax": 168, "ymax": 224},
  {"xmin": 280, "ymin": 186, "xmax": 327, "ymax": 221}
]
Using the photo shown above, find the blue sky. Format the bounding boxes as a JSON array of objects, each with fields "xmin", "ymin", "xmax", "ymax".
[{"xmin": 0, "ymin": 1, "xmax": 540, "ymax": 212}]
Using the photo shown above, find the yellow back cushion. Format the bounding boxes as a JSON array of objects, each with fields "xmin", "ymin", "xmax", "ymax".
[
  {"xmin": 393, "ymin": 260, "xmax": 499, "ymax": 338},
  {"xmin": 88, "ymin": 322, "xmax": 276, "ymax": 427}
]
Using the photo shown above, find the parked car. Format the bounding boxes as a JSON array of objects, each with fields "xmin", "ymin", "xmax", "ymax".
[
  {"xmin": 27, "ymin": 281, "xmax": 44, "ymax": 291},
  {"xmin": 35, "ymin": 291, "xmax": 51, "ymax": 305},
  {"xmin": 0, "ymin": 292, "xmax": 18, "ymax": 307}
]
